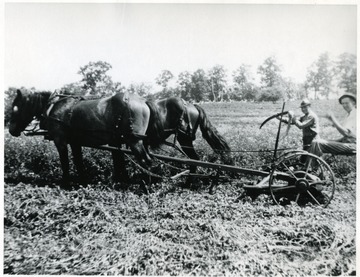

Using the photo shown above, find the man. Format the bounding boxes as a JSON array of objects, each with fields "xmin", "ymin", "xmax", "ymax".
[
  {"xmin": 293, "ymin": 99, "xmax": 320, "ymax": 151},
  {"xmin": 309, "ymin": 93, "xmax": 356, "ymax": 156},
  {"xmin": 279, "ymin": 99, "xmax": 320, "ymax": 151}
]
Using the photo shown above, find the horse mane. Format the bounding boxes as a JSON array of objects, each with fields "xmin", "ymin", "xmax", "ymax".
[
  {"xmin": 37, "ymin": 91, "xmax": 52, "ymax": 118},
  {"xmin": 145, "ymin": 100, "xmax": 165, "ymax": 149},
  {"xmin": 19, "ymin": 91, "xmax": 52, "ymax": 119}
]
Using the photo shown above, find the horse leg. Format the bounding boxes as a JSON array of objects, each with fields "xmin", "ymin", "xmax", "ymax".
[
  {"xmin": 177, "ymin": 134, "xmax": 200, "ymax": 188},
  {"xmin": 54, "ymin": 139, "xmax": 71, "ymax": 188},
  {"xmin": 70, "ymin": 144, "xmax": 86, "ymax": 185},
  {"xmin": 128, "ymin": 141, "xmax": 152, "ymax": 194},
  {"xmin": 111, "ymin": 149, "xmax": 130, "ymax": 189}
]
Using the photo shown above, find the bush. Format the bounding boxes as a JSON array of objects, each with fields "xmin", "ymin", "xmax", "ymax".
[{"xmin": 257, "ymin": 87, "xmax": 283, "ymax": 102}]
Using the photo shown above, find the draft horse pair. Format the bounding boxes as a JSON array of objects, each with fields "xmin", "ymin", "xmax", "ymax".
[{"xmin": 9, "ymin": 89, "xmax": 232, "ymax": 191}]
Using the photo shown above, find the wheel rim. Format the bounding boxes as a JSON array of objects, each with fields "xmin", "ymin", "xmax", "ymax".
[{"xmin": 269, "ymin": 152, "xmax": 336, "ymax": 207}]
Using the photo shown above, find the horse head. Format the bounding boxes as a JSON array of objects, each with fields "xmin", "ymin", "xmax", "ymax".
[{"xmin": 9, "ymin": 89, "xmax": 50, "ymax": 137}]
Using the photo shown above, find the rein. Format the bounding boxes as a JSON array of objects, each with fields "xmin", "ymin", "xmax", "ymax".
[{"xmin": 24, "ymin": 120, "xmax": 41, "ymax": 134}]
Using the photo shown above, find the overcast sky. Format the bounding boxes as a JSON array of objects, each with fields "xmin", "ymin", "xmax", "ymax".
[{"xmin": 4, "ymin": 3, "xmax": 357, "ymax": 91}]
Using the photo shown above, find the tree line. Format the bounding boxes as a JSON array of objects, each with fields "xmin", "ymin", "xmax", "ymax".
[
  {"xmin": 4, "ymin": 52, "xmax": 356, "ymax": 123},
  {"xmin": 64, "ymin": 52, "xmax": 355, "ymax": 102},
  {"xmin": 155, "ymin": 52, "xmax": 356, "ymax": 102}
]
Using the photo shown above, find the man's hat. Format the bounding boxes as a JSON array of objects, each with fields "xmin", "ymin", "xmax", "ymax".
[
  {"xmin": 300, "ymin": 99, "xmax": 311, "ymax": 108},
  {"xmin": 339, "ymin": 93, "xmax": 356, "ymax": 104}
]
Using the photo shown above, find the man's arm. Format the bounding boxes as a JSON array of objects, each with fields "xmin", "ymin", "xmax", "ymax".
[
  {"xmin": 293, "ymin": 116, "xmax": 315, "ymax": 130},
  {"xmin": 276, "ymin": 111, "xmax": 295, "ymax": 125},
  {"xmin": 327, "ymin": 113, "xmax": 355, "ymax": 138}
]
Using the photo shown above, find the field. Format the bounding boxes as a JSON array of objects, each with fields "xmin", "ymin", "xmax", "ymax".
[{"xmin": 4, "ymin": 99, "xmax": 356, "ymax": 275}]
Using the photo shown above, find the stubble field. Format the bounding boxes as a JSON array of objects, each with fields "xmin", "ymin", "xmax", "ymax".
[{"xmin": 4, "ymin": 99, "xmax": 356, "ymax": 275}]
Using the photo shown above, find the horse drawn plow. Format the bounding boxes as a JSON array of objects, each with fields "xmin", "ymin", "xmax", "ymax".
[{"xmin": 11, "ymin": 90, "xmax": 336, "ymax": 208}]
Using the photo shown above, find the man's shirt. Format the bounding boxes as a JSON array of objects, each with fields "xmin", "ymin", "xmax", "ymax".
[
  {"xmin": 342, "ymin": 108, "xmax": 356, "ymax": 143},
  {"xmin": 299, "ymin": 110, "xmax": 319, "ymax": 137}
]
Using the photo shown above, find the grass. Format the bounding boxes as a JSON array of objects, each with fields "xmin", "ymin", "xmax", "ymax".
[{"xmin": 4, "ymin": 99, "xmax": 356, "ymax": 275}]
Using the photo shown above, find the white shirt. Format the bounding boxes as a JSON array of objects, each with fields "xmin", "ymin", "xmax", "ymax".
[{"xmin": 343, "ymin": 108, "xmax": 356, "ymax": 141}]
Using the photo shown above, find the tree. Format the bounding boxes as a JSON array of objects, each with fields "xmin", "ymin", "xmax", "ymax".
[
  {"xmin": 257, "ymin": 56, "xmax": 283, "ymax": 88},
  {"xmin": 231, "ymin": 64, "xmax": 257, "ymax": 101},
  {"xmin": 190, "ymin": 69, "xmax": 209, "ymax": 102},
  {"xmin": 155, "ymin": 70, "xmax": 175, "ymax": 99},
  {"xmin": 113, "ymin": 82, "xmax": 126, "ymax": 94},
  {"xmin": 334, "ymin": 53, "xmax": 357, "ymax": 95},
  {"xmin": 207, "ymin": 65, "xmax": 227, "ymax": 102},
  {"xmin": 155, "ymin": 70, "xmax": 174, "ymax": 89},
  {"xmin": 152, "ymin": 87, "xmax": 178, "ymax": 100},
  {"xmin": 257, "ymin": 86, "xmax": 282, "ymax": 103},
  {"xmin": 305, "ymin": 52, "xmax": 333, "ymax": 99},
  {"xmin": 177, "ymin": 71, "xmax": 193, "ymax": 101},
  {"xmin": 281, "ymin": 77, "xmax": 297, "ymax": 100},
  {"xmin": 296, "ymin": 83, "xmax": 309, "ymax": 100},
  {"xmin": 78, "ymin": 61, "xmax": 116, "ymax": 96},
  {"xmin": 257, "ymin": 56, "xmax": 284, "ymax": 102},
  {"xmin": 127, "ymin": 82, "xmax": 152, "ymax": 97},
  {"xmin": 61, "ymin": 82, "xmax": 84, "ymax": 95}
]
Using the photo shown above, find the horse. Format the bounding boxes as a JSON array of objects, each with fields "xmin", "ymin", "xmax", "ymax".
[
  {"xmin": 9, "ymin": 89, "xmax": 151, "ymax": 190},
  {"xmin": 145, "ymin": 97, "xmax": 233, "ymax": 183}
]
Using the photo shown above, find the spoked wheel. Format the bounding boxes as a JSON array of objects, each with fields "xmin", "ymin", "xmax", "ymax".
[{"xmin": 269, "ymin": 151, "xmax": 336, "ymax": 207}]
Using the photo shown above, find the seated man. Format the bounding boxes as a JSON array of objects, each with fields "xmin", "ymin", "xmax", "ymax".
[{"xmin": 309, "ymin": 93, "xmax": 356, "ymax": 157}]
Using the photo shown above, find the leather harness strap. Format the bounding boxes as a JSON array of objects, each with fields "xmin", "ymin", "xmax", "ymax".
[{"xmin": 41, "ymin": 92, "xmax": 146, "ymax": 140}]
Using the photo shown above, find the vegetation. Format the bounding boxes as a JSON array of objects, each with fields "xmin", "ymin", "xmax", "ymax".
[
  {"xmin": 4, "ymin": 52, "xmax": 356, "ymax": 113},
  {"xmin": 4, "ymin": 100, "xmax": 356, "ymax": 275}
]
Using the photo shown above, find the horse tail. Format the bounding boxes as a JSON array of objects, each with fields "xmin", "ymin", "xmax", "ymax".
[
  {"xmin": 145, "ymin": 100, "xmax": 164, "ymax": 149},
  {"xmin": 194, "ymin": 104, "xmax": 233, "ymax": 165}
]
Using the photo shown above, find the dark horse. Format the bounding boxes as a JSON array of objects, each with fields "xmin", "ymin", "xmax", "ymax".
[
  {"xmin": 145, "ymin": 97, "xmax": 233, "ymax": 181},
  {"xmin": 9, "ymin": 89, "xmax": 151, "ymax": 190}
]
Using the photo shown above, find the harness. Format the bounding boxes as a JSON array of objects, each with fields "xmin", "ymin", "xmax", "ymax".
[
  {"xmin": 179, "ymin": 98, "xmax": 195, "ymax": 137},
  {"xmin": 41, "ymin": 92, "xmax": 146, "ymax": 142},
  {"xmin": 115, "ymin": 92, "xmax": 147, "ymax": 140},
  {"xmin": 163, "ymin": 99, "xmax": 198, "ymax": 155},
  {"xmin": 41, "ymin": 93, "xmax": 83, "ymax": 128}
]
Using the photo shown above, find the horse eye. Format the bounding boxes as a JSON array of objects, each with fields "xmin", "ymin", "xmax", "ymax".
[{"xmin": 13, "ymin": 106, "xmax": 19, "ymax": 113}]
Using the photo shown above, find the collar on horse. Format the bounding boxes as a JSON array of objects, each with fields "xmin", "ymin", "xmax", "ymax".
[
  {"xmin": 164, "ymin": 99, "xmax": 197, "ymax": 156},
  {"xmin": 41, "ymin": 92, "xmax": 83, "ymax": 127},
  {"xmin": 163, "ymin": 99, "xmax": 194, "ymax": 138}
]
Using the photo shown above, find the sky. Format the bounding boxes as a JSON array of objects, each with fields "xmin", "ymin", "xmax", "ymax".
[{"xmin": 4, "ymin": 2, "xmax": 358, "ymax": 92}]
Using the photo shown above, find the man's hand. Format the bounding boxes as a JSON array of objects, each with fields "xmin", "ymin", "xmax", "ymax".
[{"xmin": 288, "ymin": 111, "xmax": 296, "ymax": 124}]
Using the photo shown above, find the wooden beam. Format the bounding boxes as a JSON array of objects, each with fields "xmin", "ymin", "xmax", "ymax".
[{"xmin": 95, "ymin": 145, "xmax": 291, "ymax": 181}]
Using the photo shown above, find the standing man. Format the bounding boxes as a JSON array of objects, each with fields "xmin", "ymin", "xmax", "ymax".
[
  {"xmin": 279, "ymin": 99, "xmax": 320, "ymax": 151},
  {"xmin": 293, "ymin": 99, "xmax": 320, "ymax": 151},
  {"xmin": 309, "ymin": 93, "xmax": 356, "ymax": 156}
]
